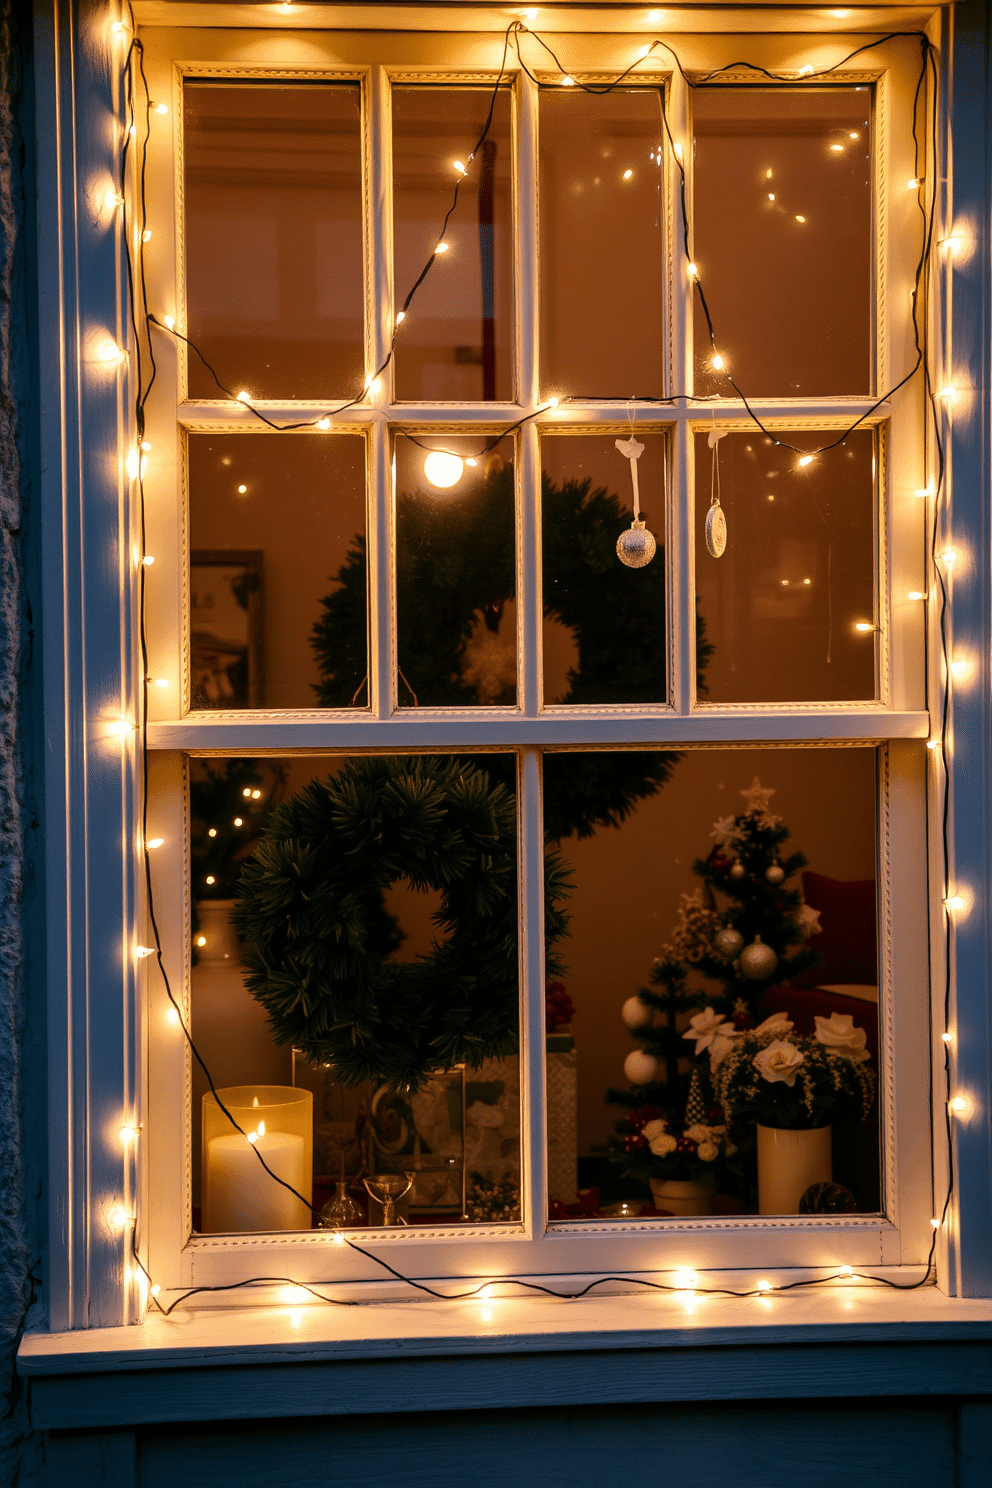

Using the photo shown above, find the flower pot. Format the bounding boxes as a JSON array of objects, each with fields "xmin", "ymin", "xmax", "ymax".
[
  {"xmin": 757, "ymin": 1123, "xmax": 832, "ymax": 1215},
  {"xmin": 649, "ymin": 1179, "xmax": 714, "ymax": 1216}
]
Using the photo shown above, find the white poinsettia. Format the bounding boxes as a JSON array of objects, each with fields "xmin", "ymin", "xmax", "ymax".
[
  {"xmin": 753, "ymin": 1039, "xmax": 806, "ymax": 1087},
  {"xmin": 648, "ymin": 1131, "xmax": 678, "ymax": 1156},
  {"xmin": 815, "ymin": 1012, "xmax": 870, "ymax": 1064},
  {"xmin": 754, "ymin": 1010, "xmax": 795, "ymax": 1036},
  {"xmin": 708, "ymin": 1032, "xmax": 738, "ymax": 1069},
  {"xmin": 710, "ymin": 814, "xmax": 737, "ymax": 846},
  {"xmin": 794, "ymin": 902, "xmax": 823, "ymax": 939},
  {"xmin": 683, "ymin": 1006, "xmax": 737, "ymax": 1057},
  {"xmin": 641, "ymin": 1118, "xmax": 667, "ymax": 1141}
]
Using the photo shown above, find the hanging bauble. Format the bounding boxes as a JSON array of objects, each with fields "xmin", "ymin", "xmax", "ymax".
[
  {"xmin": 739, "ymin": 935, "xmax": 778, "ymax": 981},
  {"xmin": 616, "ymin": 520, "xmax": 657, "ymax": 569},
  {"xmin": 713, "ymin": 926, "xmax": 744, "ymax": 960},
  {"xmin": 729, "ymin": 861, "xmax": 746, "ymax": 880},
  {"xmin": 624, "ymin": 1049, "xmax": 659, "ymax": 1085},
  {"xmin": 765, "ymin": 864, "xmax": 785, "ymax": 885},
  {"xmin": 705, "ymin": 498, "xmax": 727, "ymax": 558},
  {"xmin": 621, "ymin": 995, "xmax": 652, "ymax": 1030}
]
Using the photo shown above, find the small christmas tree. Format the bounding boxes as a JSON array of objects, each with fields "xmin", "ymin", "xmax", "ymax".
[{"xmin": 607, "ymin": 777, "xmax": 823, "ymax": 1198}]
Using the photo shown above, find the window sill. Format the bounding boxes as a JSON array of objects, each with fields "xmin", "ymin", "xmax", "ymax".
[{"xmin": 19, "ymin": 1282, "xmax": 992, "ymax": 1430}]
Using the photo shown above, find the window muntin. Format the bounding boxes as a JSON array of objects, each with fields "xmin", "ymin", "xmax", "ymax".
[{"xmin": 138, "ymin": 25, "xmax": 932, "ymax": 1288}]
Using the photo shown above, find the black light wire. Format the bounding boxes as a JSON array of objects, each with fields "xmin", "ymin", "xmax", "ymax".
[{"xmin": 115, "ymin": 17, "xmax": 953, "ymax": 1313}]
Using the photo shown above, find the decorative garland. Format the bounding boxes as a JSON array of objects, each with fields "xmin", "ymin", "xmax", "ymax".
[
  {"xmin": 233, "ymin": 754, "xmax": 572, "ymax": 1090},
  {"xmin": 312, "ymin": 462, "xmax": 713, "ymax": 841}
]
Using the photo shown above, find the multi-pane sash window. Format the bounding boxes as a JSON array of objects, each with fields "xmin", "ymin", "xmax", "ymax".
[{"xmin": 141, "ymin": 23, "xmax": 934, "ymax": 1294}]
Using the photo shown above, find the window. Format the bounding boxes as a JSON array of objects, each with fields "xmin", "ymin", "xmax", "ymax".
[{"xmin": 127, "ymin": 16, "xmax": 939, "ymax": 1304}]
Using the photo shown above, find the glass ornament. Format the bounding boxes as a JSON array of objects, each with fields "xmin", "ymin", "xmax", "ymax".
[
  {"xmin": 318, "ymin": 1180, "xmax": 363, "ymax": 1230},
  {"xmin": 765, "ymin": 864, "xmax": 785, "ymax": 884},
  {"xmin": 616, "ymin": 520, "xmax": 657, "ymax": 568},
  {"xmin": 739, "ymin": 935, "xmax": 779, "ymax": 981},
  {"xmin": 713, "ymin": 926, "xmax": 744, "ymax": 959}
]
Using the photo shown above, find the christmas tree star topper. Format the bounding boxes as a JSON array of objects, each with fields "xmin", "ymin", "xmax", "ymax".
[{"xmin": 740, "ymin": 775, "xmax": 777, "ymax": 814}]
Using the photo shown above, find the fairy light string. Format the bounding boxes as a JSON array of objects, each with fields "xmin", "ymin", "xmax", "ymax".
[{"xmin": 112, "ymin": 13, "xmax": 956, "ymax": 1314}]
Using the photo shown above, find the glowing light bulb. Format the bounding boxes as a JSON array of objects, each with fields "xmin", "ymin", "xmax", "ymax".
[
  {"xmin": 944, "ymin": 895, "xmax": 965, "ymax": 909},
  {"xmin": 135, "ymin": 945, "xmax": 155, "ymax": 959},
  {"xmin": 941, "ymin": 548, "xmax": 957, "ymax": 565},
  {"xmin": 109, "ymin": 717, "xmax": 134, "ymax": 737},
  {"xmin": 162, "ymin": 315, "xmax": 175, "ymax": 331},
  {"xmin": 364, "ymin": 376, "xmax": 382, "ymax": 396},
  {"xmin": 251, "ymin": 789, "xmax": 261, "ymax": 800},
  {"xmin": 623, "ymin": 169, "xmax": 634, "ymax": 180},
  {"xmin": 205, "ymin": 875, "xmax": 216, "ymax": 885},
  {"xmin": 672, "ymin": 1269, "xmax": 698, "ymax": 1289},
  {"xmin": 333, "ymin": 1231, "xmax": 345, "ymax": 1245},
  {"xmin": 128, "ymin": 124, "xmax": 136, "ymax": 138},
  {"xmin": 765, "ymin": 169, "xmax": 773, "ymax": 180},
  {"xmin": 915, "ymin": 484, "xmax": 934, "ymax": 498},
  {"xmin": 152, "ymin": 102, "xmax": 168, "ymax": 115},
  {"xmin": 949, "ymin": 1095, "xmax": 968, "ymax": 1113},
  {"xmin": 523, "ymin": 7, "xmax": 538, "ymax": 18},
  {"xmin": 648, "ymin": 8, "xmax": 663, "ymax": 17},
  {"xmin": 687, "ymin": 261, "xmax": 698, "ymax": 279},
  {"xmin": 854, "ymin": 622, "xmax": 876, "ymax": 633},
  {"xmin": 233, "ymin": 817, "xmax": 243, "ymax": 827},
  {"xmin": 120, "ymin": 1125, "xmax": 140, "ymax": 1143},
  {"xmin": 939, "ymin": 235, "xmax": 963, "ymax": 253},
  {"xmin": 152, "ymin": 678, "xmax": 169, "ymax": 689},
  {"xmin": 767, "ymin": 192, "xmax": 775, "ymax": 201},
  {"xmin": 466, "ymin": 457, "xmax": 478, "ymax": 467},
  {"xmin": 237, "ymin": 484, "xmax": 248, "ymax": 494},
  {"xmin": 546, "ymin": 396, "xmax": 559, "ymax": 408},
  {"xmin": 798, "ymin": 454, "xmax": 814, "ymax": 468},
  {"xmin": 195, "ymin": 935, "xmax": 207, "ymax": 948},
  {"xmin": 126, "ymin": 448, "xmax": 140, "ymax": 479},
  {"xmin": 111, "ymin": 19, "xmax": 130, "ymax": 34},
  {"xmin": 950, "ymin": 660, "xmax": 968, "ymax": 678},
  {"xmin": 638, "ymin": 44, "xmax": 651, "ymax": 56},
  {"xmin": 930, "ymin": 1218, "xmax": 941, "ymax": 1229},
  {"xmin": 316, "ymin": 417, "xmax": 331, "ymax": 430},
  {"xmin": 829, "ymin": 144, "xmax": 844, "ymax": 153},
  {"xmin": 908, "ymin": 591, "xmax": 925, "ymax": 602},
  {"xmin": 208, "ymin": 828, "xmax": 218, "ymax": 838},
  {"xmin": 236, "ymin": 390, "xmax": 252, "ymax": 404},
  {"xmin": 434, "ymin": 241, "xmax": 449, "ymax": 254},
  {"xmin": 147, "ymin": 837, "xmax": 164, "ymax": 849},
  {"xmin": 150, "ymin": 1284, "xmax": 161, "ymax": 1296},
  {"xmin": 424, "ymin": 451, "xmax": 465, "ymax": 489},
  {"xmin": 849, "ymin": 131, "xmax": 859, "ymax": 140},
  {"xmin": 247, "ymin": 1131, "xmax": 258, "ymax": 1144},
  {"xmin": 141, "ymin": 230, "xmax": 152, "ymax": 243},
  {"xmin": 110, "ymin": 1207, "xmax": 129, "ymax": 1228},
  {"xmin": 937, "ymin": 385, "xmax": 958, "ymax": 402},
  {"xmin": 243, "ymin": 787, "xmax": 252, "ymax": 797},
  {"xmin": 562, "ymin": 75, "xmax": 576, "ymax": 86},
  {"xmin": 97, "ymin": 339, "xmax": 125, "ymax": 364},
  {"xmin": 104, "ymin": 188, "xmax": 124, "ymax": 210},
  {"xmin": 711, "ymin": 352, "xmax": 725, "ymax": 370},
  {"xmin": 799, "ymin": 65, "xmax": 814, "ymax": 76},
  {"xmin": 453, "ymin": 160, "xmax": 467, "ymax": 176},
  {"xmin": 795, "ymin": 214, "xmax": 806, "ymax": 223},
  {"xmin": 908, "ymin": 177, "xmax": 922, "ymax": 189},
  {"xmin": 167, "ymin": 1006, "xmax": 181, "ymax": 1024},
  {"xmin": 941, "ymin": 1033, "xmax": 954, "ymax": 1045},
  {"xmin": 756, "ymin": 1280, "xmax": 772, "ymax": 1292},
  {"xmin": 673, "ymin": 142, "xmax": 683, "ymax": 164},
  {"xmin": 838, "ymin": 1265, "xmax": 853, "ymax": 1276},
  {"xmin": 395, "ymin": 311, "xmax": 406, "ymax": 324}
]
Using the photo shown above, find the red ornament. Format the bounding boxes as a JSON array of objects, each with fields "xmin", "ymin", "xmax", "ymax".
[
  {"xmin": 675, "ymin": 1136, "xmax": 698, "ymax": 1156},
  {"xmin": 624, "ymin": 1133, "xmax": 648, "ymax": 1152},
  {"xmin": 545, "ymin": 980, "xmax": 575, "ymax": 1033},
  {"xmin": 732, "ymin": 1008, "xmax": 754, "ymax": 1031}
]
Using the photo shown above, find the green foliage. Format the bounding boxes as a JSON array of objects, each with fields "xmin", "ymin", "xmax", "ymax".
[
  {"xmin": 234, "ymin": 755, "xmax": 572, "ymax": 1092},
  {"xmin": 189, "ymin": 758, "xmax": 289, "ymax": 900},
  {"xmin": 311, "ymin": 463, "xmax": 714, "ymax": 841}
]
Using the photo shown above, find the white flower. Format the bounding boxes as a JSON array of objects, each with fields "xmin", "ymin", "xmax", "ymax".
[
  {"xmin": 648, "ymin": 1131, "xmax": 678, "ymax": 1156},
  {"xmin": 709, "ymin": 1032, "xmax": 739, "ymax": 1068},
  {"xmin": 697, "ymin": 1141, "xmax": 719, "ymax": 1162},
  {"xmin": 683, "ymin": 1007, "xmax": 737, "ymax": 1056},
  {"xmin": 754, "ymin": 1010, "xmax": 795, "ymax": 1036},
  {"xmin": 641, "ymin": 1118, "xmax": 667, "ymax": 1141},
  {"xmin": 794, "ymin": 902, "xmax": 823, "ymax": 939},
  {"xmin": 815, "ymin": 1012, "xmax": 870, "ymax": 1064},
  {"xmin": 753, "ymin": 1038, "xmax": 806, "ymax": 1087}
]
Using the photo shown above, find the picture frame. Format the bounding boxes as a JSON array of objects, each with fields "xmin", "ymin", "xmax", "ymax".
[{"xmin": 189, "ymin": 549, "xmax": 264, "ymax": 709}]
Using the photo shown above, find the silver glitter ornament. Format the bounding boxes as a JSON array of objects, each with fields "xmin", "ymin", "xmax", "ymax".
[
  {"xmin": 624, "ymin": 1049, "xmax": 659, "ymax": 1085},
  {"xmin": 729, "ymin": 861, "xmax": 746, "ymax": 880},
  {"xmin": 739, "ymin": 935, "xmax": 779, "ymax": 981},
  {"xmin": 765, "ymin": 864, "xmax": 785, "ymax": 884},
  {"xmin": 616, "ymin": 520, "xmax": 657, "ymax": 568},
  {"xmin": 713, "ymin": 926, "xmax": 745, "ymax": 960}
]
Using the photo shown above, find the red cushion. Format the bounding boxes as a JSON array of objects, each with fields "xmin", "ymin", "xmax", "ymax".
[{"xmin": 791, "ymin": 870, "xmax": 878, "ymax": 987}]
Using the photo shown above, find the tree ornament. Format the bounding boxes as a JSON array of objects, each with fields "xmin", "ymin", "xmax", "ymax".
[
  {"xmin": 624, "ymin": 1049, "xmax": 660, "ymax": 1085},
  {"xmin": 684, "ymin": 1067, "xmax": 707, "ymax": 1127},
  {"xmin": 705, "ymin": 428, "xmax": 728, "ymax": 558},
  {"xmin": 234, "ymin": 756, "xmax": 571, "ymax": 1091},
  {"xmin": 614, "ymin": 434, "xmax": 657, "ymax": 568},
  {"xmin": 729, "ymin": 861, "xmax": 746, "ymax": 880},
  {"xmin": 739, "ymin": 935, "xmax": 779, "ymax": 981},
  {"xmin": 621, "ymin": 994, "xmax": 652, "ymax": 1030},
  {"xmin": 765, "ymin": 864, "xmax": 785, "ymax": 884},
  {"xmin": 713, "ymin": 926, "xmax": 744, "ymax": 960}
]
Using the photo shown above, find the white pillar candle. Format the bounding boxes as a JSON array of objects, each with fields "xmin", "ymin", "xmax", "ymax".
[{"xmin": 205, "ymin": 1129, "xmax": 308, "ymax": 1233}]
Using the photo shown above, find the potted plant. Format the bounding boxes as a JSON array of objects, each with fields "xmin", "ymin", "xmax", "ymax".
[
  {"xmin": 617, "ymin": 1081, "xmax": 731, "ymax": 1216},
  {"xmin": 712, "ymin": 1011, "xmax": 876, "ymax": 1214}
]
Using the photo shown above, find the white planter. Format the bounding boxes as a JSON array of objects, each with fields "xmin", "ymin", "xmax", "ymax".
[
  {"xmin": 757, "ymin": 1123, "xmax": 832, "ymax": 1215},
  {"xmin": 649, "ymin": 1178, "xmax": 714, "ymax": 1216}
]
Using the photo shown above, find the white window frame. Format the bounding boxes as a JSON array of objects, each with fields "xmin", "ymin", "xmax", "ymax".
[{"xmin": 36, "ymin": 1, "xmax": 992, "ymax": 1336}]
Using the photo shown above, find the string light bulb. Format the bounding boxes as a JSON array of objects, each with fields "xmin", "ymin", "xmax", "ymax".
[
  {"xmin": 141, "ymin": 553, "xmax": 155, "ymax": 565},
  {"xmin": 944, "ymin": 894, "xmax": 965, "ymax": 909},
  {"xmin": 941, "ymin": 1031, "xmax": 954, "ymax": 1042},
  {"xmin": 687, "ymin": 261, "xmax": 698, "ymax": 279},
  {"xmin": 120, "ymin": 1125, "xmax": 140, "ymax": 1143},
  {"xmin": 937, "ymin": 385, "xmax": 957, "ymax": 401},
  {"xmin": 167, "ymin": 1007, "xmax": 181, "ymax": 1023},
  {"xmin": 756, "ymin": 1280, "xmax": 772, "ymax": 1292},
  {"xmin": 562, "ymin": 75, "xmax": 576, "ymax": 86},
  {"xmin": 364, "ymin": 376, "xmax": 382, "ymax": 396},
  {"xmin": 838, "ymin": 1265, "xmax": 853, "ymax": 1276},
  {"xmin": 126, "ymin": 448, "xmax": 140, "ymax": 479},
  {"xmin": 949, "ymin": 1095, "xmax": 969, "ymax": 1114},
  {"xmin": 854, "ymin": 622, "xmax": 876, "ymax": 633},
  {"xmin": 151, "ymin": 678, "xmax": 169, "ymax": 689},
  {"xmin": 453, "ymin": 160, "xmax": 467, "ymax": 176},
  {"xmin": 150, "ymin": 1284, "xmax": 161, "ymax": 1296},
  {"xmin": 110, "ymin": 1207, "xmax": 130, "ymax": 1228},
  {"xmin": 109, "ymin": 717, "xmax": 134, "ymax": 737},
  {"xmin": 908, "ymin": 177, "xmax": 922, "ymax": 189},
  {"xmin": 950, "ymin": 660, "xmax": 968, "ymax": 678},
  {"xmin": 941, "ymin": 548, "xmax": 957, "ymax": 566},
  {"xmin": 434, "ymin": 242, "xmax": 449, "ymax": 255},
  {"xmin": 395, "ymin": 311, "xmax": 406, "ymax": 325},
  {"xmin": 237, "ymin": 484, "xmax": 248, "ymax": 494},
  {"xmin": 711, "ymin": 352, "xmax": 725, "ymax": 371},
  {"xmin": 798, "ymin": 64, "xmax": 814, "ymax": 76},
  {"xmin": 151, "ymin": 101, "xmax": 168, "ymax": 115},
  {"xmin": 798, "ymin": 454, "xmax": 814, "ymax": 468},
  {"xmin": 424, "ymin": 451, "xmax": 465, "ymax": 489},
  {"xmin": 162, "ymin": 315, "xmax": 175, "ymax": 331},
  {"xmin": 795, "ymin": 214, "xmax": 807, "ymax": 224},
  {"xmin": 908, "ymin": 591, "xmax": 925, "ymax": 601},
  {"xmin": 146, "ymin": 837, "xmax": 164, "ymax": 849},
  {"xmin": 316, "ymin": 417, "xmax": 330, "ymax": 430},
  {"xmin": 104, "ymin": 188, "xmax": 124, "ymax": 211},
  {"xmin": 545, "ymin": 396, "xmax": 560, "ymax": 408},
  {"xmin": 135, "ymin": 946, "xmax": 155, "ymax": 958},
  {"xmin": 97, "ymin": 339, "xmax": 126, "ymax": 364},
  {"xmin": 930, "ymin": 1218, "xmax": 941, "ymax": 1229},
  {"xmin": 236, "ymin": 390, "xmax": 252, "ymax": 404},
  {"xmin": 672, "ymin": 1269, "xmax": 698, "ymax": 1289},
  {"xmin": 673, "ymin": 142, "xmax": 683, "ymax": 164}
]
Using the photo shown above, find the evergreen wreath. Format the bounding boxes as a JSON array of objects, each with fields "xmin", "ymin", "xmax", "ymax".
[
  {"xmin": 233, "ymin": 754, "xmax": 572, "ymax": 1091},
  {"xmin": 311, "ymin": 462, "xmax": 713, "ymax": 841}
]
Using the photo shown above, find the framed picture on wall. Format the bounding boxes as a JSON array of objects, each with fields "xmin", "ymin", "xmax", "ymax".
[{"xmin": 190, "ymin": 549, "xmax": 264, "ymax": 708}]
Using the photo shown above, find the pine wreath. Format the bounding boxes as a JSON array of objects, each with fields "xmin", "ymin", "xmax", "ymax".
[
  {"xmin": 233, "ymin": 754, "xmax": 572, "ymax": 1091},
  {"xmin": 311, "ymin": 462, "xmax": 713, "ymax": 841}
]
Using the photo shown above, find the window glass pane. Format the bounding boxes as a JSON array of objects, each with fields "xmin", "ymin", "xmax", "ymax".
[
  {"xmin": 395, "ymin": 434, "xmax": 516, "ymax": 707},
  {"xmin": 693, "ymin": 428, "xmax": 876, "ymax": 703},
  {"xmin": 392, "ymin": 87, "xmax": 513, "ymax": 402},
  {"xmin": 191, "ymin": 753, "xmax": 522, "ymax": 1234},
  {"xmin": 692, "ymin": 88, "xmax": 871, "ymax": 397},
  {"xmin": 540, "ymin": 89, "xmax": 666, "ymax": 400},
  {"xmin": 543, "ymin": 747, "xmax": 880, "ymax": 1221},
  {"xmin": 188, "ymin": 433, "xmax": 367, "ymax": 710},
  {"xmin": 541, "ymin": 433, "xmax": 668, "ymax": 706},
  {"xmin": 184, "ymin": 82, "xmax": 364, "ymax": 400}
]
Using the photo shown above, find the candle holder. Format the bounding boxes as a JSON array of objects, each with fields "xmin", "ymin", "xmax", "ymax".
[{"xmin": 202, "ymin": 1085, "xmax": 313, "ymax": 1233}]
